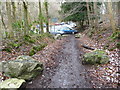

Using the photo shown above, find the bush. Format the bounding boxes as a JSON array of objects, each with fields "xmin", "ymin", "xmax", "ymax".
[
  {"xmin": 8, "ymin": 43, "xmax": 22, "ymax": 48},
  {"xmin": 23, "ymin": 35, "xmax": 35, "ymax": 43},
  {"xmin": 40, "ymin": 33, "xmax": 54, "ymax": 39},
  {"xmin": 2, "ymin": 48, "xmax": 12, "ymax": 53},
  {"xmin": 29, "ymin": 43, "xmax": 47, "ymax": 56},
  {"xmin": 110, "ymin": 30, "xmax": 120, "ymax": 40},
  {"xmin": 29, "ymin": 49, "xmax": 36, "ymax": 56}
]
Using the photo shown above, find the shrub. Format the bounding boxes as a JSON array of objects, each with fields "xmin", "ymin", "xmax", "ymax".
[
  {"xmin": 8, "ymin": 43, "xmax": 22, "ymax": 48},
  {"xmin": 23, "ymin": 35, "xmax": 35, "ymax": 43},
  {"xmin": 29, "ymin": 49, "xmax": 36, "ymax": 56},
  {"xmin": 29, "ymin": 43, "xmax": 47, "ymax": 56},
  {"xmin": 40, "ymin": 33, "xmax": 54, "ymax": 39},
  {"xmin": 110, "ymin": 30, "xmax": 120, "ymax": 40},
  {"xmin": 2, "ymin": 48, "xmax": 12, "ymax": 53}
]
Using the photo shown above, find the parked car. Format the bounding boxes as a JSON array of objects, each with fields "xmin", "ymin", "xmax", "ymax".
[
  {"xmin": 50, "ymin": 26, "xmax": 78, "ymax": 35},
  {"xmin": 50, "ymin": 30, "xmax": 65, "ymax": 35},
  {"xmin": 59, "ymin": 27, "xmax": 78, "ymax": 34}
]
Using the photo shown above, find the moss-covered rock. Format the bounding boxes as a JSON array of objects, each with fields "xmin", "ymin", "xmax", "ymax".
[
  {"xmin": 82, "ymin": 50, "xmax": 109, "ymax": 65},
  {"xmin": 1, "ymin": 55, "xmax": 43, "ymax": 80},
  {"xmin": 0, "ymin": 78, "xmax": 25, "ymax": 89}
]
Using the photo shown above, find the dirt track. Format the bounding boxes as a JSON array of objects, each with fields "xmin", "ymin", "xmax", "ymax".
[{"xmin": 25, "ymin": 35, "xmax": 92, "ymax": 88}]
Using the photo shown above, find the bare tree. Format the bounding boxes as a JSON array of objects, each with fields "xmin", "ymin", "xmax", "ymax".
[
  {"xmin": 86, "ymin": 1, "xmax": 91, "ymax": 27},
  {"xmin": 39, "ymin": 0, "xmax": 44, "ymax": 33},
  {"xmin": 44, "ymin": 0, "xmax": 49, "ymax": 32},
  {"xmin": 0, "ymin": 7, "xmax": 7, "ymax": 30},
  {"xmin": 23, "ymin": 1, "xmax": 29, "ymax": 35},
  {"xmin": 11, "ymin": 1, "xmax": 16, "ymax": 22},
  {"xmin": 118, "ymin": 1, "xmax": 120, "ymax": 27},
  {"xmin": 93, "ymin": 1, "xmax": 98, "ymax": 30},
  {"xmin": 107, "ymin": 0, "xmax": 116, "ymax": 32},
  {"xmin": 6, "ymin": 1, "xmax": 14, "ymax": 37}
]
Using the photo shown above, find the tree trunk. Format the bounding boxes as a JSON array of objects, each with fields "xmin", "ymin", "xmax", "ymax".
[
  {"xmin": 93, "ymin": 1, "xmax": 98, "ymax": 30},
  {"xmin": 6, "ymin": 1, "xmax": 14, "ymax": 38},
  {"xmin": 23, "ymin": 1, "xmax": 29, "ymax": 35},
  {"xmin": 39, "ymin": 0, "xmax": 44, "ymax": 33},
  {"xmin": 107, "ymin": 0, "xmax": 116, "ymax": 33},
  {"xmin": 0, "ymin": 3, "xmax": 2, "ymax": 42},
  {"xmin": 44, "ymin": 1, "xmax": 49, "ymax": 32},
  {"xmin": 0, "ymin": 9, "xmax": 7, "ymax": 30},
  {"xmin": 90, "ymin": 3, "xmax": 94, "ymax": 28},
  {"xmin": 86, "ymin": 2, "xmax": 91, "ymax": 27},
  {"xmin": 118, "ymin": 1, "xmax": 120, "ymax": 27},
  {"xmin": 11, "ymin": 1, "xmax": 16, "ymax": 22}
]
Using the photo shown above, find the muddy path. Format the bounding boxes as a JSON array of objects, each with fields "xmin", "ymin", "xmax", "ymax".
[{"xmin": 25, "ymin": 35, "xmax": 92, "ymax": 88}]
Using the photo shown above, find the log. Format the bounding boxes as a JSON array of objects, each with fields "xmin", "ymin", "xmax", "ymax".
[{"xmin": 81, "ymin": 45, "xmax": 95, "ymax": 50}]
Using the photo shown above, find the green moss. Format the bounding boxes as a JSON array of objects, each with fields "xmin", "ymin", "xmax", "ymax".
[
  {"xmin": 8, "ymin": 43, "xmax": 22, "ymax": 48},
  {"xmin": 83, "ymin": 50, "xmax": 109, "ymax": 65},
  {"xmin": 40, "ymin": 43, "xmax": 47, "ymax": 48},
  {"xmin": 29, "ymin": 43, "xmax": 47, "ymax": 56},
  {"xmin": 33, "ymin": 43, "xmax": 47, "ymax": 51},
  {"xmin": 33, "ymin": 46, "xmax": 41, "ymax": 51},
  {"xmin": 116, "ymin": 42, "xmax": 120, "ymax": 49},
  {"xmin": 2, "ymin": 55, "xmax": 44, "ymax": 81},
  {"xmin": 2, "ymin": 48, "xmax": 12, "ymax": 53},
  {"xmin": 28, "ymin": 39, "xmax": 35, "ymax": 43},
  {"xmin": 40, "ymin": 33, "xmax": 54, "ymax": 39},
  {"xmin": 15, "ymin": 39, "xmax": 19, "ymax": 42},
  {"xmin": 23, "ymin": 35, "xmax": 36, "ymax": 43},
  {"xmin": 29, "ymin": 49, "xmax": 36, "ymax": 56},
  {"xmin": 110, "ymin": 31, "xmax": 120, "ymax": 40}
]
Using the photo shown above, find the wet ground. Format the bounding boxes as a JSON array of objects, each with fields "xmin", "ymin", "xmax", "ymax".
[{"xmin": 25, "ymin": 35, "xmax": 92, "ymax": 88}]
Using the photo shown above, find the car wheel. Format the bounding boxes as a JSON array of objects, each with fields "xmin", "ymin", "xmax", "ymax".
[{"xmin": 72, "ymin": 32, "xmax": 75, "ymax": 34}]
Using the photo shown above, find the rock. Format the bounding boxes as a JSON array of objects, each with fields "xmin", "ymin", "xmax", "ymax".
[
  {"xmin": 82, "ymin": 50, "xmax": 109, "ymax": 65},
  {"xmin": 75, "ymin": 33, "xmax": 81, "ymax": 38},
  {"xmin": 0, "ymin": 78, "xmax": 25, "ymax": 89},
  {"xmin": 1, "ymin": 55, "xmax": 43, "ymax": 80}
]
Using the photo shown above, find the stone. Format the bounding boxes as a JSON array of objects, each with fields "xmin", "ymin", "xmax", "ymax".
[
  {"xmin": 82, "ymin": 50, "xmax": 109, "ymax": 65},
  {"xmin": 1, "ymin": 55, "xmax": 43, "ymax": 80},
  {"xmin": 75, "ymin": 33, "xmax": 81, "ymax": 38},
  {"xmin": 0, "ymin": 78, "xmax": 25, "ymax": 89}
]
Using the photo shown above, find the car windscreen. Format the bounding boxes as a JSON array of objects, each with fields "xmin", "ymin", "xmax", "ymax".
[{"xmin": 60, "ymin": 27, "xmax": 72, "ymax": 30}]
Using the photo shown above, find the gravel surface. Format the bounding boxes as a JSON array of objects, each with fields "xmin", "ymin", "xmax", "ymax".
[{"xmin": 25, "ymin": 35, "xmax": 92, "ymax": 88}]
